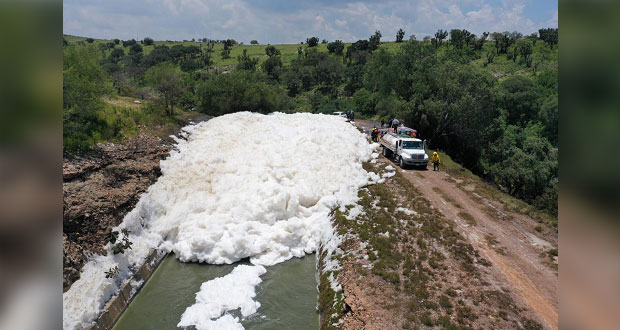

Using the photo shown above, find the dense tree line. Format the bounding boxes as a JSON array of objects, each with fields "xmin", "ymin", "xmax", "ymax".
[{"xmin": 63, "ymin": 27, "xmax": 558, "ymax": 215}]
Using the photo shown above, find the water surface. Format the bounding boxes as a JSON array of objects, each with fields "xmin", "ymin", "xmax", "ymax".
[{"xmin": 113, "ymin": 254, "xmax": 319, "ymax": 330}]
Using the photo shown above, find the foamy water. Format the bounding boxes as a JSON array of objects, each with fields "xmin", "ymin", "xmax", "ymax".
[{"xmin": 63, "ymin": 112, "xmax": 378, "ymax": 329}]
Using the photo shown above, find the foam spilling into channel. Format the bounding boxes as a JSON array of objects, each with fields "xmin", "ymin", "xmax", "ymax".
[
  {"xmin": 63, "ymin": 112, "xmax": 377, "ymax": 329},
  {"xmin": 178, "ymin": 265, "xmax": 266, "ymax": 330}
]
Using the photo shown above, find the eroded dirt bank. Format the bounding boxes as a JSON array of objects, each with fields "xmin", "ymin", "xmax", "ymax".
[
  {"xmin": 63, "ymin": 134, "xmax": 172, "ymax": 291},
  {"xmin": 63, "ymin": 115, "xmax": 211, "ymax": 291}
]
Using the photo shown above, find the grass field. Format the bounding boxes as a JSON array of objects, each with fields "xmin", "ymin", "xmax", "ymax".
[
  {"xmin": 65, "ymin": 34, "xmax": 346, "ymax": 67},
  {"xmin": 64, "ymin": 34, "xmax": 557, "ymax": 75}
]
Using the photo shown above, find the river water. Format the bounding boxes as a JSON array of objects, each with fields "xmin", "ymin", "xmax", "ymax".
[{"xmin": 113, "ymin": 254, "xmax": 319, "ymax": 330}]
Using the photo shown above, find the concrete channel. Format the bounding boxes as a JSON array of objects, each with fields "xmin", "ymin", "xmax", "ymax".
[{"xmin": 88, "ymin": 249, "xmax": 167, "ymax": 330}]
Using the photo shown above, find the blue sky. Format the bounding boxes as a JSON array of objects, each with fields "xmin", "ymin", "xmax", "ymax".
[{"xmin": 63, "ymin": 0, "xmax": 557, "ymax": 44}]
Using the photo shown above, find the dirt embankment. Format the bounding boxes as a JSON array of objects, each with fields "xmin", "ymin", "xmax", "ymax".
[
  {"xmin": 406, "ymin": 168, "xmax": 558, "ymax": 329},
  {"xmin": 321, "ymin": 120, "xmax": 558, "ymax": 329},
  {"xmin": 63, "ymin": 134, "xmax": 172, "ymax": 291}
]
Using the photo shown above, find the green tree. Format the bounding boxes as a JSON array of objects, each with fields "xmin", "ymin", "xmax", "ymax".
[
  {"xmin": 265, "ymin": 45, "xmax": 281, "ymax": 57},
  {"xmin": 237, "ymin": 49, "xmax": 259, "ymax": 71},
  {"xmin": 122, "ymin": 39, "xmax": 137, "ymax": 47},
  {"xmin": 197, "ymin": 71, "xmax": 281, "ymax": 115},
  {"xmin": 327, "ymin": 40, "xmax": 345, "ymax": 55},
  {"xmin": 109, "ymin": 48, "xmax": 125, "ymax": 62},
  {"xmin": 198, "ymin": 49, "xmax": 212, "ymax": 67},
  {"xmin": 262, "ymin": 56, "xmax": 283, "ymax": 80},
  {"xmin": 538, "ymin": 94, "xmax": 558, "ymax": 146},
  {"xmin": 306, "ymin": 36, "xmax": 319, "ymax": 47},
  {"xmin": 434, "ymin": 29, "xmax": 448, "ymax": 47},
  {"xmin": 250, "ymin": 40, "xmax": 258, "ymax": 45},
  {"xmin": 63, "ymin": 45, "xmax": 110, "ymax": 152},
  {"xmin": 180, "ymin": 58, "xmax": 199, "ymax": 72},
  {"xmin": 474, "ymin": 32, "xmax": 488, "ymax": 50},
  {"xmin": 500, "ymin": 75, "xmax": 540, "ymax": 126},
  {"xmin": 145, "ymin": 63, "xmax": 185, "ymax": 115},
  {"xmin": 142, "ymin": 37, "xmax": 154, "ymax": 45},
  {"xmin": 517, "ymin": 39, "xmax": 533, "ymax": 66},
  {"xmin": 396, "ymin": 29, "xmax": 405, "ymax": 43},
  {"xmin": 449, "ymin": 29, "xmax": 465, "ymax": 49},
  {"xmin": 352, "ymin": 88, "xmax": 375, "ymax": 115},
  {"xmin": 129, "ymin": 43, "xmax": 143, "ymax": 55},
  {"xmin": 538, "ymin": 28, "xmax": 558, "ymax": 48},
  {"xmin": 369, "ymin": 30, "xmax": 382, "ymax": 51},
  {"xmin": 85, "ymin": 38, "xmax": 94, "ymax": 43},
  {"xmin": 492, "ymin": 32, "xmax": 513, "ymax": 54},
  {"xmin": 221, "ymin": 47, "xmax": 231, "ymax": 59},
  {"xmin": 314, "ymin": 55, "xmax": 344, "ymax": 95},
  {"xmin": 481, "ymin": 123, "xmax": 557, "ymax": 207}
]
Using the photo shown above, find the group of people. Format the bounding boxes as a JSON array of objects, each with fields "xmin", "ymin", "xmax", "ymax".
[
  {"xmin": 371, "ymin": 126, "xmax": 381, "ymax": 142},
  {"xmin": 380, "ymin": 118, "xmax": 400, "ymax": 131}
]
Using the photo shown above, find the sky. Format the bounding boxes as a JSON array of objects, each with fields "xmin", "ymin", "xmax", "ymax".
[{"xmin": 63, "ymin": 0, "xmax": 558, "ymax": 44}]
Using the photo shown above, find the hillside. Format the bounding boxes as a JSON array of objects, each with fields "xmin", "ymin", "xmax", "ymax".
[
  {"xmin": 63, "ymin": 34, "xmax": 557, "ymax": 77},
  {"xmin": 63, "ymin": 29, "xmax": 558, "ymax": 222}
]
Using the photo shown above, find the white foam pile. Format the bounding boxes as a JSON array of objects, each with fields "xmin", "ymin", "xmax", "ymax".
[
  {"xmin": 396, "ymin": 207, "xmax": 418, "ymax": 216},
  {"xmin": 63, "ymin": 112, "xmax": 377, "ymax": 329},
  {"xmin": 382, "ymin": 171, "xmax": 396, "ymax": 178},
  {"xmin": 178, "ymin": 265, "xmax": 266, "ymax": 330}
]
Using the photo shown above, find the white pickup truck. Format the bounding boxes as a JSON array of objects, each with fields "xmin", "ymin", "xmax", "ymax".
[{"xmin": 379, "ymin": 132, "xmax": 429, "ymax": 168}]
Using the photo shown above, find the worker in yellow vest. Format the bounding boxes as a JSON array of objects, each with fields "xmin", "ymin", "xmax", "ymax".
[{"xmin": 432, "ymin": 152, "xmax": 441, "ymax": 171}]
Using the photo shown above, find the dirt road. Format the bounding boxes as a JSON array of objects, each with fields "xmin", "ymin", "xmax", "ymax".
[
  {"xmin": 407, "ymin": 168, "xmax": 558, "ymax": 329},
  {"xmin": 353, "ymin": 119, "xmax": 558, "ymax": 329}
]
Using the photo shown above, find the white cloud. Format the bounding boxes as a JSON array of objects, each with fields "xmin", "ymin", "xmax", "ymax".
[
  {"xmin": 63, "ymin": 0, "xmax": 557, "ymax": 43},
  {"xmin": 335, "ymin": 19, "xmax": 347, "ymax": 27}
]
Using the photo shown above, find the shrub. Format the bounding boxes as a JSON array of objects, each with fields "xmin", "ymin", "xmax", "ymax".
[
  {"xmin": 306, "ymin": 36, "xmax": 319, "ymax": 47},
  {"xmin": 197, "ymin": 71, "xmax": 282, "ymax": 115}
]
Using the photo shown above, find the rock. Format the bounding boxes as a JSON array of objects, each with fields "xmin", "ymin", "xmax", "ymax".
[{"xmin": 63, "ymin": 133, "xmax": 171, "ymax": 291}]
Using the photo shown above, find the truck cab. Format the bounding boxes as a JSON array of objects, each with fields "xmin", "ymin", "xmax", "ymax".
[{"xmin": 379, "ymin": 133, "xmax": 429, "ymax": 169}]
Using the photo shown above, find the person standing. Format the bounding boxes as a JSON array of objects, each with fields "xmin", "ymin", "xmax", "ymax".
[
  {"xmin": 431, "ymin": 152, "xmax": 441, "ymax": 171},
  {"xmin": 392, "ymin": 118, "xmax": 399, "ymax": 131},
  {"xmin": 381, "ymin": 119, "xmax": 385, "ymax": 127},
  {"xmin": 371, "ymin": 127, "xmax": 379, "ymax": 142}
]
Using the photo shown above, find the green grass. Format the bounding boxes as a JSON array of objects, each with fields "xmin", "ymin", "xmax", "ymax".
[
  {"xmin": 65, "ymin": 34, "xmax": 352, "ymax": 68},
  {"xmin": 71, "ymin": 98, "xmax": 188, "ymax": 149},
  {"xmin": 97, "ymin": 101, "xmax": 172, "ymax": 139},
  {"xmin": 457, "ymin": 212, "xmax": 477, "ymax": 226},
  {"xmin": 470, "ymin": 41, "xmax": 558, "ymax": 79},
  {"xmin": 65, "ymin": 34, "xmax": 556, "ymax": 77}
]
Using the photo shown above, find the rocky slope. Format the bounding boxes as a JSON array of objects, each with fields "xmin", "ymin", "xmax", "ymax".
[{"xmin": 62, "ymin": 134, "xmax": 172, "ymax": 291}]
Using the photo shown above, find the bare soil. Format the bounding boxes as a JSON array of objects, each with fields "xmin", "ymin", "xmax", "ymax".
[{"xmin": 404, "ymin": 167, "xmax": 558, "ymax": 329}]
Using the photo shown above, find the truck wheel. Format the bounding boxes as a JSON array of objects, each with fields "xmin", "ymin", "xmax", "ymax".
[
  {"xmin": 382, "ymin": 146, "xmax": 387, "ymax": 156},
  {"xmin": 399, "ymin": 157, "xmax": 405, "ymax": 169}
]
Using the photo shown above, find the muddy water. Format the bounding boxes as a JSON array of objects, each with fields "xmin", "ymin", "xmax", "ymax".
[{"xmin": 113, "ymin": 254, "xmax": 319, "ymax": 330}]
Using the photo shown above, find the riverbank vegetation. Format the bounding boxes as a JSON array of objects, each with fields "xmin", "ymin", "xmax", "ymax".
[{"xmin": 63, "ymin": 27, "xmax": 558, "ymax": 216}]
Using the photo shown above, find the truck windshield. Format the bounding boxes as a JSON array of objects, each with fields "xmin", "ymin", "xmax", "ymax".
[{"xmin": 402, "ymin": 141, "xmax": 423, "ymax": 149}]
